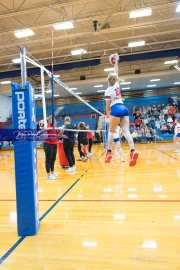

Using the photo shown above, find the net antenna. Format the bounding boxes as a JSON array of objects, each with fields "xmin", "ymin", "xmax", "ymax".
[{"xmin": 20, "ymin": 46, "xmax": 104, "ymax": 129}]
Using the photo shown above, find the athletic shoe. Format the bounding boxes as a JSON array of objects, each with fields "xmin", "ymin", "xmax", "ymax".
[
  {"xmin": 174, "ymin": 149, "xmax": 180, "ymax": 153},
  {"xmin": 83, "ymin": 157, "xmax": 88, "ymax": 162},
  {"xmin": 72, "ymin": 165, "xmax": 76, "ymax": 170},
  {"xmin": 52, "ymin": 172, "xmax": 59, "ymax": 177},
  {"xmin": 105, "ymin": 151, "xmax": 112, "ymax": 163},
  {"xmin": 77, "ymin": 157, "xmax": 84, "ymax": 161},
  {"xmin": 46, "ymin": 175, "xmax": 56, "ymax": 180},
  {"xmin": 88, "ymin": 153, "xmax": 94, "ymax": 156},
  {"xmin": 66, "ymin": 167, "xmax": 75, "ymax": 172},
  {"xmin": 120, "ymin": 156, "xmax": 125, "ymax": 162},
  {"xmin": 129, "ymin": 150, "xmax": 139, "ymax": 167}
]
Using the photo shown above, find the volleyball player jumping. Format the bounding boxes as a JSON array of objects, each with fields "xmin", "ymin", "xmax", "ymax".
[{"xmin": 104, "ymin": 72, "xmax": 138, "ymax": 166}]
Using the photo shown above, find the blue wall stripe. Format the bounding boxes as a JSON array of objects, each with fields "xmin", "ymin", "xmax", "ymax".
[{"xmin": 0, "ymin": 59, "xmax": 100, "ymax": 79}]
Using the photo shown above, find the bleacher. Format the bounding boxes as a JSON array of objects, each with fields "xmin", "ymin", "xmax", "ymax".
[{"xmin": 57, "ymin": 117, "xmax": 97, "ymax": 131}]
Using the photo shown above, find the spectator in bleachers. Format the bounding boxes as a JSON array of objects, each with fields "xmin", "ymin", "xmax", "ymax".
[
  {"xmin": 155, "ymin": 119, "xmax": 160, "ymax": 129},
  {"xmin": 91, "ymin": 111, "xmax": 96, "ymax": 118},
  {"xmin": 151, "ymin": 105, "xmax": 157, "ymax": 114},
  {"xmin": 135, "ymin": 117, "xmax": 141, "ymax": 128},
  {"xmin": 159, "ymin": 117, "xmax": 166, "ymax": 127},
  {"xmin": 168, "ymin": 96, "xmax": 174, "ymax": 106},
  {"xmin": 146, "ymin": 130, "xmax": 153, "ymax": 143},
  {"xmin": 62, "ymin": 112, "xmax": 66, "ymax": 119},
  {"xmin": 166, "ymin": 104, "xmax": 170, "ymax": 110},
  {"xmin": 146, "ymin": 105, "xmax": 151, "ymax": 114},
  {"xmin": 168, "ymin": 103, "xmax": 178, "ymax": 120},
  {"xmin": 167, "ymin": 116, "xmax": 173, "ymax": 125},
  {"xmin": 137, "ymin": 130, "xmax": 142, "ymax": 144},
  {"xmin": 176, "ymin": 96, "xmax": 180, "ymax": 112},
  {"xmin": 161, "ymin": 123, "xmax": 168, "ymax": 134},
  {"xmin": 148, "ymin": 116, "xmax": 155, "ymax": 128},
  {"xmin": 142, "ymin": 106, "xmax": 147, "ymax": 115},
  {"xmin": 167, "ymin": 124, "xmax": 173, "ymax": 134},
  {"xmin": 73, "ymin": 124, "xmax": 77, "ymax": 129},
  {"xmin": 157, "ymin": 105, "xmax": 161, "ymax": 112},
  {"xmin": 132, "ymin": 130, "xmax": 138, "ymax": 143},
  {"xmin": 162, "ymin": 107, "xmax": 168, "ymax": 116}
]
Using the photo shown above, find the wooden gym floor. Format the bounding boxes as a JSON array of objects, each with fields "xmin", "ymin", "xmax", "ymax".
[{"xmin": 0, "ymin": 142, "xmax": 180, "ymax": 270}]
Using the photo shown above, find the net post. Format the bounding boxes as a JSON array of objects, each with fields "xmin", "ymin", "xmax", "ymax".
[
  {"xmin": 51, "ymin": 73, "xmax": 55, "ymax": 126},
  {"xmin": 20, "ymin": 46, "xmax": 27, "ymax": 88},
  {"xmin": 41, "ymin": 66, "xmax": 47, "ymax": 128}
]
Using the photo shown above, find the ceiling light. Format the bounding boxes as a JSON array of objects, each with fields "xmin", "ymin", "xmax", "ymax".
[
  {"xmin": 122, "ymin": 87, "xmax": 130, "ymax": 90},
  {"xmin": 71, "ymin": 49, "xmax": 87, "ymax": 55},
  {"xmin": 54, "ymin": 95, "xmax": 60, "ymax": 97},
  {"xmin": 12, "ymin": 58, "xmax": 21, "ymax": 64},
  {"xmin": 150, "ymin": 79, "xmax": 160, "ymax": 82},
  {"xmin": 130, "ymin": 8, "xmax": 152, "ymax": 18},
  {"xmin": 128, "ymin": 41, "xmax": 145, "ymax": 47},
  {"xmin": 14, "ymin": 29, "xmax": 35, "ymax": 38},
  {"xmin": 176, "ymin": 4, "xmax": 180, "ymax": 12},
  {"xmin": 69, "ymin": 88, "xmax": 77, "ymax": 90},
  {"xmin": 97, "ymin": 90, "xmax": 106, "ymax": 92},
  {"xmin": 146, "ymin": 90, "xmax": 154, "ymax": 92},
  {"xmin": 123, "ymin": 92, "xmax": 130, "ymax": 95},
  {"xmin": 121, "ymin": 82, "xmax": 131, "ymax": 85},
  {"xmin": 174, "ymin": 82, "xmax": 180, "ymax": 84},
  {"xmin": 46, "ymin": 90, "xmax": 52, "ymax": 93},
  {"xmin": 94, "ymin": 85, "xmax": 103, "ymax": 88},
  {"xmin": 164, "ymin": 60, "xmax": 178, "ymax": 65},
  {"xmin": 0, "ymin": 81, "xmax": 11, "ymax": 84},
  {"xmin": 75, "ymin": 92, "xmax": 82, "ymax": 95},
  {"xmin": 147, "ymin": 85, "xmax": 156, "ymax": 87},
  {"xmin": 104, "ymin": 68, "xmax": 114, "ymax": 72},
  {"xmin": 55, "ymin": 75, "xmax": 60, "ymax": 78},
  {"xmin": 53, "ymin": 21, "xmax": 74, "ymax": 30}
]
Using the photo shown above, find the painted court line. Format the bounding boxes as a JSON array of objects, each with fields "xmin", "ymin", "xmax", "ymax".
[
  {"xmin": 156, "ymin": 148, "xmax": 180, "ymax": 162},
  {"xmin": 0, "ymin": 176, "xmax": 83, "ymax": 265},
  {"xmin": 62, "ymin": 199, "xmax": 180, "ymax": 202}
]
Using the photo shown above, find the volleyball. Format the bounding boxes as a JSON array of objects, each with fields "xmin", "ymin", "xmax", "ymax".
[{"xmin": 109, "ymin": 54, "xmax": 116, "ymax": 65}]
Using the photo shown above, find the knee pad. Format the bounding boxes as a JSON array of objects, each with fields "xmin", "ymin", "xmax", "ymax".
[
  {"xmin": 123, "ymin": 131, "xmax": 131, "ymax": 139},
  {"xmin": 108, "ymin": 131, "xmax": 114, "ymax": 138}
]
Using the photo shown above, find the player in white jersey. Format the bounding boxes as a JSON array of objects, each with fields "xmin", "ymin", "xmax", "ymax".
[
  {"xmin": 112, "ymin": 125, "xmax": 125, "ymax": 162},
  {"xmin": 174, "ymin": 117, "xmax": 180, "ymax": 153},
  {"xmin": 104, "ymin": 73, "xmax": 138, "ymax": 166}
]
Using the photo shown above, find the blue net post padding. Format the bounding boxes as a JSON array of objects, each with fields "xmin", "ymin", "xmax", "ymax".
[
  {"xmin": 102, "ymin": 119, "xmax": 109, "ymax": 150},
  {"xmin": 11, "ymin": 82, "xmax": 39, "ymax": 236}
]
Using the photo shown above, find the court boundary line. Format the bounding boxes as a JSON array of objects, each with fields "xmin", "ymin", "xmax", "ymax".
[
  {"xmin": 61, "ymin": 199, "xmax": 180, "ymax": 202},
  {"xmin": 0, "ymin": 172, "xmax": 87, "ymax": 265},
  {"xmin": 156, "ymin": 148, "xmax": 180, "ymax": 162}
]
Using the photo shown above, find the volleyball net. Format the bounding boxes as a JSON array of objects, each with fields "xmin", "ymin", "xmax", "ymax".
[{"xmin": 19, "ymin": 46, "xmax": 105, "ymax": 129}]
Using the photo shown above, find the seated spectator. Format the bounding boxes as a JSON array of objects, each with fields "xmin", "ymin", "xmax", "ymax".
[
  {"xmin": 91, "ymin": 111, "xmax": 96, "ymax": 118},
  {"xmin": 142, "ymin": 106, "xmax": 147, "ymax": 115},
  {"xmin": 137, "ymin": 130, "xmax": 142, "ymax": 144},
  {"xmin": 135, "ymin": 117, "xmax": 141, "ymax": 128},
  {"xmin": 177, "ymin": 96, "xmax": 180, "ymax": 112},
  {"xmin": 153, "ymin": 110, "xmax": 159, "ymax": 119},
  {"xmin": 168, "ymin": 96, "xmax": 174, "ymax": 106},
  {"xmin": 146, "ymin": 130, "xmax": 153, "ymax": 143},
  {"xmin": 157, "ymin": 105, "xmax": 161, "ymax": 112},
  {"xmin": 161, "ymin": 104, "xmax": 165, "ymax": 110},
  {"xmin": 151, "ymin": 105, "xmax": 157, "ymax": 114},
  {"xmin": 162, "ymin": 107, "xmax": 168, "ymax": 116},
  {"xmin": 167, "ymin": 116, "xmax": 173, "ymax": 124},
  {"xmin": 167, "ymin": 124, "xmax": 173, "ymax": 134},
  {"xmin": 161, "ymin": 123, "xmax": 167, "ymax": 134},
  {"xmin": 159, "ymin": 118, "xmax": 166, "ymax": 127},
  {"xmin": 148, "ymin": 116, "xmax": 155, "ymax": 128},
  {"xmin": 155, "ymin": 119, "xmax": 160, "ymax": 129},
  {"xmin": 168, "ymin": 103, "xmax": 177, "ymax": 118},
  {"xmin": 132, "ymin": 130, "xmax": 138, "ymax": 143},
  {"xmin": 166, "ymin": 104, "xmax": 170, "ymax": 110}
]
